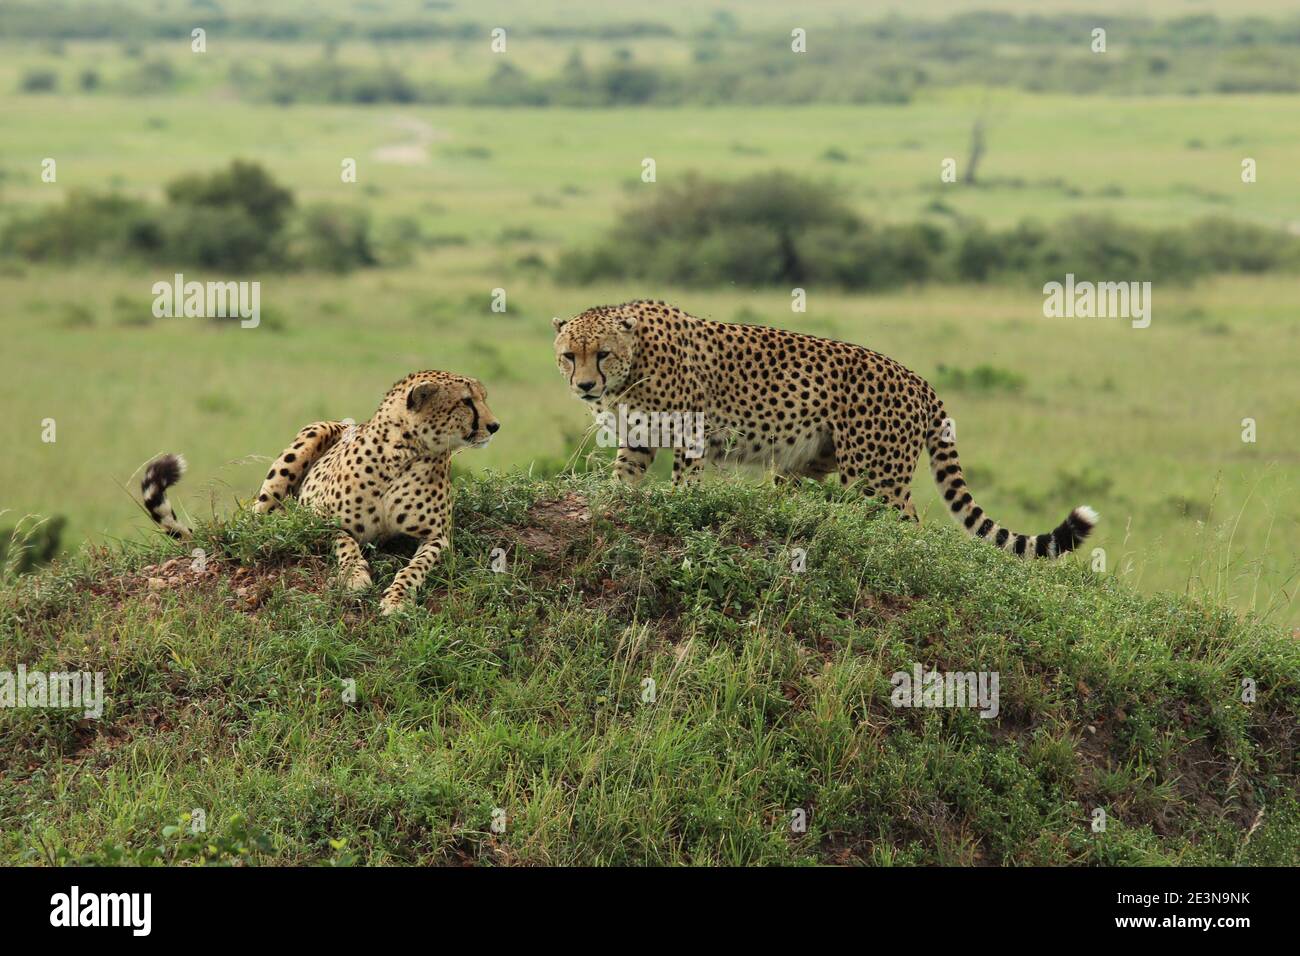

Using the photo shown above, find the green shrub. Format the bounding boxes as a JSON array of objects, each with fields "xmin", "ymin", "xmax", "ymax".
[
  {"xmin": 596, "ymin": 63, "xmax": 662, "ymax": 104},
  {"xmin": 1, "ymin": 192, "xmax": 161, "ymax": 262},
  {"xmin": 159, "ymin": 204, "xmax": 275, "ymax": 271},
  {"xmin": 932, "ymin": 364, "xmax": 1027, "ymax": 395},
  {"xmin": 558, "ymin": 171, "xmax": 864, "ymax": 288},
  {"xmin": 954, "ymin": 224, "xmax": 1008, "ymax": 281},
  {"xmin": 1031, "ymin": 214, "xmax": 1149, "ymax": 280},
  {"xmin": 290, "ymin": 204, "xmax": 379, "ymax": 273},
  {"xmin": 254, "ymin": 60, "xmax": 419, "ymax": 105},
  {"xmin": 18, "ymin": 68, "xmax": 58, "ymax": 93},
  {"xmin": 1189, "ymin": 216, "xmax": 1300, "ymax": 272},
  {"xmin": 165, "ymin": 160, "xmax": 294, "ymax": 236},
  {"xmin": 1, "ymin": 161, "xmax": 378, "ymax": 274},
  {"xmin": 118, "ymin": 58, "xmax": 178, "ymax": 95},
  {"xmin": 557, "ymin": 171, "xmax": 1300, "ymax": 290}
]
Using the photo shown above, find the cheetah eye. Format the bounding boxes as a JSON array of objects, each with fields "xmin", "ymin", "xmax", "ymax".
[
  {"xmin": 596, "ymin": 351, "xmax": 610, "ymax": 360},
  {"xmin": 562, "ymin": 352, "xmax": 575, "ymax": 362},
  {"xmin": 463, "ymin": 398, "xmax": 474, "ymax": 407}
]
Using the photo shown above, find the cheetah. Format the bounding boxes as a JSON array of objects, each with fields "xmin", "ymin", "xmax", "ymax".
[
  {"xmin": 141, "ymin": 370, "xmax": 501, "ymax": 614},
  {"xmin": 553, "ymin": 301, "xmax": 1096, "ymax": 559}
]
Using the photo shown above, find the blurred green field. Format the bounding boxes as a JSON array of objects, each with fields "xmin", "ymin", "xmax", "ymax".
[
  {"xmin": 18, "ymin": 0, "xmax": 1297, "ymax": 25},
  {"xmin": 2, "ymin": 42, "xmax": 1298, "ymax": 627},
  {"xmin": 4, "ymin": 92, "xmax": 1298, "ymax": 229}
]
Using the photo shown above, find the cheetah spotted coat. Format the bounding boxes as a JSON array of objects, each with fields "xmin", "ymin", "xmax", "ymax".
[
  {"xmin": 142, "ymin": 370, "xmax": 500, "ymax": 613},
  {"xmin": 554, "ymin": 301, "xmax": 1096, "ymax": 559}
]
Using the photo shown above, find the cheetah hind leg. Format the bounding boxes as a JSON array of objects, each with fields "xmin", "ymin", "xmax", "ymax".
[
  {"xmin": 255, "ymin": 420, "xmax": 349, "ymax": 514},
  {"xmin": 877, "ymin": 437, "xmax": 922, "ymax": 521},
  {"xmin": 867, "ymin": 447, "xmax": 921, "ymax": 522}
]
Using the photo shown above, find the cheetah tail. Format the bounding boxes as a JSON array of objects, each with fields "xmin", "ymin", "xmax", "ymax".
[
  {"xmin": 925, "ymin": 406, "xmax": 1097, "ymax": 559},
  {"xmin": 142, "ymin": 453, "xmax": 192, "ymax": 540}
]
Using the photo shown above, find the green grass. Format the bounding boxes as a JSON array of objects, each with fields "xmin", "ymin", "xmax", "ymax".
[
  {"xmin": 4, "ymin": 92, "xmax": 1299, "ymax": 230},
  {"xmin": 1, "ymin": 473, "xmax": 1295, "ymax": 865}
]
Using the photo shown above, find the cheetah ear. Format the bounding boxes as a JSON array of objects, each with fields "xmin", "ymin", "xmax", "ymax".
[
  {"xmin": 617, "ymin": 315, "xmax": 637, "ymax": 333},
  {"xmin": 551, "ymin": 315, "xmax": 568, "ymax": 333},
  {"xmin": 406, "ymin": 382, "xmax": 440, "ymax": 411}
]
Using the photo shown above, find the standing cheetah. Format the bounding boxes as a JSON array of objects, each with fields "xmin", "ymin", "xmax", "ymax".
[
  {"xmin": 142, "ymin": 370, "xmax": 501, "ymax": 613},
  {"xmin": 553, "ymin": 301, "xmax": 1096, "ymax": 558}
]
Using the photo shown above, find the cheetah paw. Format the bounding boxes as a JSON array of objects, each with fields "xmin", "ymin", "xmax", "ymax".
[{"xmin": 339, "ymin": 570, "xmax": 372, "ymax": 593}]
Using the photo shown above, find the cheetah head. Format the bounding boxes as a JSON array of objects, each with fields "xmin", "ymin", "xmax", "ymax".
[
  {"xmin": 551, "ymin": 309, "xmax": 638, "ymax": 403},
  {"xmin": 405, "ymin": 375, "xmax": 500, "ymax": 453}
]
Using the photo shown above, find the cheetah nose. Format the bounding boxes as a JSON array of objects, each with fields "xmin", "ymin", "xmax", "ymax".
[
  {"xmin": 577, "ymin": 381, "xmax": 597, "ymax": 392},
  {"xmin": 486, "ymin": 421, "xmax": 500, "ymax": 434}
]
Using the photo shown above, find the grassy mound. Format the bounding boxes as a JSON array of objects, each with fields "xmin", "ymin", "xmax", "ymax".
[{"xmin": 1, "ymin": 473, "xmax": 1296, "ymax": 865}]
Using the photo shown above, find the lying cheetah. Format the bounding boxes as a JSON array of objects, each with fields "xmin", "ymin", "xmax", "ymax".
[
  {"xmin": 553, "ymin": 301, "xmax": 1096, "ymax": 559},
  {"xmin": 142, "ymin": 370, "xmax": 500, "ymax": 613}
]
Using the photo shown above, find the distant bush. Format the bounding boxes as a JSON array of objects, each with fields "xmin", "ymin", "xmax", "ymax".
[
  {"xmin": 555, "ymin": 172, "xmax": 959, "ymax": 288},
  {"xmin": 466, "ymin": 62, "xmax": 549, "ymax": 107},
  {"xmin": 373, "ymin": 216, "xmax": 426, "ymax": 266},
  {"xmin": 932, "ymin": 364, "xmax": 1027, "ymax": 395},
  {"xmin": 595, "ymin": 63, "xmax": 662, "ymax": 104},
  {"xmin": 260, "ymin": 60, "xmax": 418, "ymax": 105},
  {"xmin": 166, "ymin": 160, "xmax": 294, "ymax": 235},
  {"xmin": 118, "ymin": 58, "xmax": 178, "ymax": 95},
  {"xmin": 1, "ymin": 161, "xmax": 381, "ymax": 274},
  {"xmin": 19, "ymin": 68, "xmax": 59, "ymax": 93},
  {"xmin": 2, "ymin": 192, "xmax": 161, "ymax": 262},
  {"xmin": 801, "ymin": 222, "xmax": 946, "ymax": 288},
  {"xmin": 559, "ymin": 172, "xmax": 862, "ymax": 287},
  {"xmin": 160, "ymin": 204, "xmax": 276, "ymax": 271},
  {"xmin": 290, "ymin": 204, "xmax": 379, "ymax": 273},
  {"xmin": 1188, "ymin": 217, "xmax": 1300, "ymax": 272},
  {"xmin": 557, "ymin": 171, "xmax": 1300, "ymax": 290},
  {"xmin": 958, "ymin": 215, "xmax": 1300, "ymax": 285},
  {"xmin": 160, "ymin": 160, "xmax": 295, "ymax": 269}
]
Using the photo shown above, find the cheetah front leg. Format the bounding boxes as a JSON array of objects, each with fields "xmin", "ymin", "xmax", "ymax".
[
  {"xmin": 376, "ymin": 456, "xmax": 452, "ymax": 615},
  {"xmin": 614, "ymin": 445, "xmax": 656, "ymax": 486},
  {"xmin": 333, "ymin": 532, "xmax": 373, "ymax": 592},
  {"xmin": 671, "ymin": 446, "xmax": 704, "ymax": 487},
  {"xmin": 380, "ymin": 535, "xmax": 448, "ymax": 616}
]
